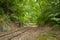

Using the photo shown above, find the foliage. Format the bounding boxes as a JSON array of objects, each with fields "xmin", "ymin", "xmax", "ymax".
[
  {"xmin": 37, "ymin": 0, "xmax": 60, "ymax": 25},
  {"xmin": 0, "ymin": 0, "xmax": 60, "ymax": 26}
]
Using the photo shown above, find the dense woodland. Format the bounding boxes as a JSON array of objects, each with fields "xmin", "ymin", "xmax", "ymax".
[{"xmin": 0, "ymin": 0, "xmax": 60, "ymax": 31}]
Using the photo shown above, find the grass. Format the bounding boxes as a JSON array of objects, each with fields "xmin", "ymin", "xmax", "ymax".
[{"xmin": 36, "ymin": 30, "xmax": 57, "ymax": 40}]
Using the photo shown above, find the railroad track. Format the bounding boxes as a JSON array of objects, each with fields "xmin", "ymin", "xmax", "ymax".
[{"xmin": 0, "ymin": 27, "xmax": 32, "ymax": 40}]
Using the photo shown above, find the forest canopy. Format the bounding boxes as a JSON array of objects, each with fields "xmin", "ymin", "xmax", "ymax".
[{"xmin": 0, "ymin": 0, "xmax": 60, "ymax": 26}]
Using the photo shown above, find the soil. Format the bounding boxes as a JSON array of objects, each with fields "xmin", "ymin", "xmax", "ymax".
[{"xmin": 0, "ymin": 25, "xmax": 60, "ymax": 40}]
